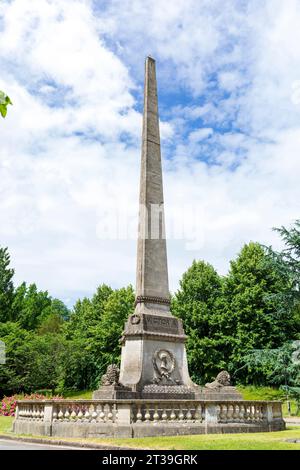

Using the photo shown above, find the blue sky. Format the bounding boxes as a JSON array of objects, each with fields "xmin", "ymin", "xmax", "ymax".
[{"xmin": 1, "ymin": 0, "xmax": 300, "ymax": 306}]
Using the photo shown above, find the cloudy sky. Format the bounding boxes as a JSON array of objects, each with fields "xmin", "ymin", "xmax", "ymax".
[{"xmin": 1, "ymin": 0, "xmax": 300, "ymax": 306}]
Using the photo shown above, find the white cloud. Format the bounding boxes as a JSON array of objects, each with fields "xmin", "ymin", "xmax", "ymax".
[
  {"xmin": 188, "ymin": 128, "xmax": 213, "ymax": 143},
  {"xmin": 0, "ymin": 0, "xmax": 300, "ymax": 306}
]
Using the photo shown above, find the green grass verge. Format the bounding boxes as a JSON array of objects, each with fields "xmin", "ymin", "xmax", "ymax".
[
  {"xmin": 0, "ymin": 416, "xmax": 13, "ymax": 434},
  {"xmin": 1, "ymin": 416, "xmax": 300, "ymax": 450},
  {"xmin": 63, "ymin": 390, "xmax": 93, "ymax": 400},
  {"xmin": 237, "ymin": 386, "xmax": 300, "ymax": 417}
]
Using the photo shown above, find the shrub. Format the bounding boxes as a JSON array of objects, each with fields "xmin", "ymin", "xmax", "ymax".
[{"xmin": 0, "ymin": 393, "xmax": 63, "ymax": 417}]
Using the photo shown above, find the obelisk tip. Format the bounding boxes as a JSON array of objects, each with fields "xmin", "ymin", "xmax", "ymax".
[{"xmin": 146, "ymin": 55, "xmax": 155, "ymax": 63}]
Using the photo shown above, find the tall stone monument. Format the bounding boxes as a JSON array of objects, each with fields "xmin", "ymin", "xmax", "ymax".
[
  {"xmin": 94, "ymin": 57, "xmax": 241, "ymax": 401},
  {"xmin": 118, "ymin": 57, "xmax": 194, "ymax": 399},
  {"xmin": 15, "ymin": 57, "xmax": 284, "ymax": 438}
]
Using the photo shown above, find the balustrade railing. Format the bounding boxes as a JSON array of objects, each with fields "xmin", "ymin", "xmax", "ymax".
[{"xmin": 15, "ymin": 399, "xmax": 283, "ymax": 427}]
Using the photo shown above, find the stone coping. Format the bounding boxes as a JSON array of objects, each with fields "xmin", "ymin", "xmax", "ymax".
[{"xmin": 16, "ymin": 398, "xmax": 284, "ymax": 405}]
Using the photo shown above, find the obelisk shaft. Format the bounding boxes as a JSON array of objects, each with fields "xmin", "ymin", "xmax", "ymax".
[{"xmin": 135, "ymin": 57, "xmax": 170, "ymax": 306}]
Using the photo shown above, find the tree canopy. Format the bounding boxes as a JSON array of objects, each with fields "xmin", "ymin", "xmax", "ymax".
[{"xmin": 0, "ymin": 220, "xmax": 299, "ymax": 395}]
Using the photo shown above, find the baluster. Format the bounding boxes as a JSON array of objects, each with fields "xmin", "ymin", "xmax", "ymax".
[
  {"xmin": 144, "ymin": 404, "xmax": 151, "ymax": 422},
  {"xmin": 195, "ymin": 403, "xmax": 202, "ymax": 422},
  {"xmin": 257, "ymin": 405, "xmax": 262, "ymax": 421},
  {"xmin": 228, "ymin": 404, "xmax": 234, "ymax": 422},
  {"xmin": 136, "ymin": 405, "xmax": 142, "ymax": 423},
  {"xmin": 91, "ymin": 404, "xmax": 98, "ymax": 422},
  {"xmin": 249, "ymin": 403, "xmax": 255, "ymax": 422},
  {"xmin": 153, "ymin": 404, "xmax": 159, "ymax": 422},
  {"xmin": 186, "ymin": 406, "xmax": 192, "ymax": 421},
  {"xmin": 98, "ymin": 404, "xmax": 105, "ymax": 422},
  {"xmin": 161, "ymin": 406, "xmax": 168, "ymax": 421},
  {"xmin": 77, "ymin": 409, "xmax": 83, "ymax": 421},
  {"xmin": 84, "ymin": 406, "xmax": 90, "ymax": 422},
  {"xmin": 64, "ymin": 408, "xmax": 70, "ymax": 421},
  {"xmin": 239, "ymin": 404, "xmax": 245, "ymax": 422},
  {"xmin": 219, "ymin": 404, "xmax": 226, "ymax": 423},
  {"xmin": 232, "ymin": 404, "xmax": 239, "ymax": 422},
  {"xmin": 178, "ymin": 405, "xmax": 185, "ymax": 420},
  {"xmin": 257, "ymin": 405, "xmax": 263, "ymax": 421},
  {"xmin": 244, "ymin": 404, "xmax": 250, "ymax": 422},
  {"xmin": 170, "ymin": 406, "xmax": 176, "ymax": 421},
  {"xmin": 109, "ymin": 404, "xmax": 114, "ymax": 422}
]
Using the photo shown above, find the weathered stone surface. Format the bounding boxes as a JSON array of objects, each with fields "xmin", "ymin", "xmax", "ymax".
[
  {"xmin": 13, "ymin": 399, "xmax": 285, "ymax": 438},
  {"xmin": 111, "ymin": 57, "xmax": 196, "ymax": 399},
  {"xmin": 135, "ymin": 57, "xmax": 169, "ymax": 304}
]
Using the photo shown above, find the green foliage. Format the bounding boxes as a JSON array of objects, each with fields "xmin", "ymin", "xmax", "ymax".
[
  {"xmin": 221, "ymin": 242, "xmax": 292, "ymax": 383},
  {"xmin": 172, "ymin": 260, "xmax": 224, "ymax": 383},
  {"xmin": 0, "ymin": 90, "xmax": 12, "ymax": 118},
  {"xmin": 1, "ymin": 222, "xmax": 299, "ymax": 395},
  {"xmin": 0, "ymin": 321, "xmax": 65, "ymax": 395},
  {"xmin": 240, "ymin": 342, "xmax": 300, "ymax": 387},
  {"xmin": 60, "ymin": 285, "xmax": 134, "ymax": 391},
  {"xmin": 265, "ymin": 220, "xmax": 300, "ymax": 330},
  {"xmin": 12, "ymin": 283, "xmax": 52, "ymax": 330},
  {"xmin": 0, "ymin": 247, "xmax": 14, "ymax": 322}
]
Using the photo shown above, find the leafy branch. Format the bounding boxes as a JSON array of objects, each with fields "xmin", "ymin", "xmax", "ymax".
[{"xmin": 0, "ymin": 90, "xmax": 13, "ymax": 118}]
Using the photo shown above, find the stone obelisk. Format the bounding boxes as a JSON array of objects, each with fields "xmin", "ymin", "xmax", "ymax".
[
  {"xmin": 93, "ymin": 57, "xmax": 242, "ymax": 400},
  {"xmin": 117, "ymin": 57, "xmax": 195, "ymax": 398}
]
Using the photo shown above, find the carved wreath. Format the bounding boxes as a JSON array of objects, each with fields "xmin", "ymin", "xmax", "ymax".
[{"xmin": 152, "ymin": 349, "xmax": 176, "ymax": 384}]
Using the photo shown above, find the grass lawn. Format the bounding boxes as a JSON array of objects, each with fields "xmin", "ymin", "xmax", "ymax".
[
  {"xmin": 237, "ymin": 386, "xmax": 299, "ymax": 417},
  {"xmin": 1, "ymin": 415, "xmax": 300, "ymax": 450},
  {"xmin": 0, "ymin": 415, "xmax": 13, "ymax": 434}
]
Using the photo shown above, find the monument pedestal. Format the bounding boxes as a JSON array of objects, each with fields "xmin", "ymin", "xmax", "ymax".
[
  {"xmin": 118, "ymin": 303, "xmax": 196, "ymax": 398},
  {"xmin": 93, "ymin": 302, "xmax": 242, "ymax": 401}
]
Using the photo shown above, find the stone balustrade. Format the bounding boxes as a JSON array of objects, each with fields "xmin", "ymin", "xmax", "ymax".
[{"xmin": 14, "ymin": 399, "xmax": 285, "ymax": 438}]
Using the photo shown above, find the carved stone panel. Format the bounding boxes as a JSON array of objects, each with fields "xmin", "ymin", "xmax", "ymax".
[{"xmin": 143, "ymin": 314, "xmax": 180, "ymax": 335}]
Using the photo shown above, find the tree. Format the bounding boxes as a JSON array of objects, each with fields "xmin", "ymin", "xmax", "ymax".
[
  {"xmin": 61, "ymin": 285, "xmax": 134, "ymax": 392},
  {"xmin": 12, "ymin": 283, "xmax": 53, "ymax": 330},
  {"xmin": 92, "ymin": 285, "xmax": 135, "ymax": 375},
  {"xmin": 172, "ymin": 260, "xmax": 224, "ymax": 384},
  {"xmin": 240, "ymin": 341, "xmax": 300, "ymax": 388},
  {"xmin": 222, "ymin": 242, "xmax": 291, "ymax": 383},
  {"xmin": 0, "ymin": 247, "xmax": 14, "ymax": 322},
  {"xmin": 66, "ymin": 284, "xmax": 113, "ymax": 339},
  {"xmin": 0, "ymin": 91, "xmax": 12, "ymax": 118},
  {"xmin": 265, "ymin": 220, "xmax": 300, "ymax": 331},
  {"xmin": 240, "ymin": 341, "xmax": 300, "ymax": 412},
  {"xmin": 0, "ymin": 321, "xmax": 65, "ymax": 395},
  {"xmin": 0, "ymin": 322, "xmax": 30, "ymax": 395}
]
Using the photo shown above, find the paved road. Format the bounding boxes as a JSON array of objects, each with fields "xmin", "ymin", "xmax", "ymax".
[{"xmin": 0, "ymin": 439, "xmax": 84, "ymax": 450}]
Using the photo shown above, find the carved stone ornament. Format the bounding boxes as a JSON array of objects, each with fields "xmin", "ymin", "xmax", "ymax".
[
  {"xmin": 205, "ymin": 370, "xmax": 231, "ymax": 389},
  {"xmin": 101, "ymin": 364, "xmax": 120, "ymax": 386},
  {"xmin": 130, "ymin": 314, "xmax": 141, "ymax": 325},
  {"xmin": 152, "ymin": 349, "xmax": 176, "ymax": 384}
]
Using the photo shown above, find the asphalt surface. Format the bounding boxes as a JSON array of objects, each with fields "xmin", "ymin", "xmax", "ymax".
[{"xmin": 0, "ymin": 438, "xmax": 84, "ymax": 450}]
